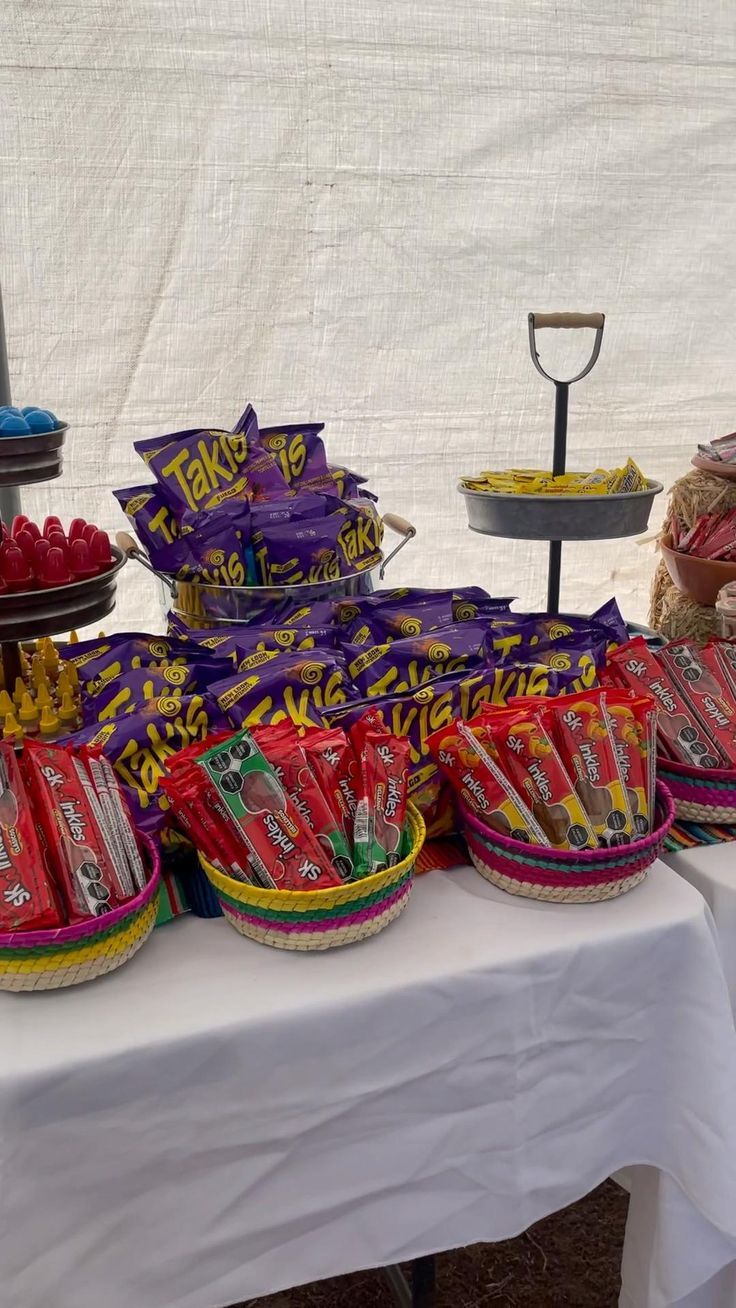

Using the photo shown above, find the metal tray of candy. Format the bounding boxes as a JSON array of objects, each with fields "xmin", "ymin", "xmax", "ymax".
[
  {"xmin": 0, "ymin": 424, "xmax": 69, "ymax": 487},
  {"xmin": 116, "ymin": 514, "xmax": 416, "ymax": 626},
  {"xmin": 0, "ymin": 543, "xmax": 126, "ymax": 642},
  {"xmin": 458, "ymin": 479, "xmax": 663, "ymax": 541}
]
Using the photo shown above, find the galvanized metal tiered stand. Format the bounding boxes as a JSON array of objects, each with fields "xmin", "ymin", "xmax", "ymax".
[
  {"xmin": 0, "ymin": 286, "xmax": 124, "ymax": 685},
  {"xmin": 458, "ymin": 312, "xmax": 663, "ymax": 614}
]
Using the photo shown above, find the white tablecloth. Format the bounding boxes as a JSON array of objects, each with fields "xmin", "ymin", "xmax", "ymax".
[
  {"xmin": 2, "ymin": 862, "xmax": 736, "ymax": 1308},
  {"xmin": 663, "ymin": 843, "xmax": 736, "ymax": 1016}
]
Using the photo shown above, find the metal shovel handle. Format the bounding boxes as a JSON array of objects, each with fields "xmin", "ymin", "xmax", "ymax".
[
  {"xmin": 528, "ymin": 311, "xmax": 605, "ymax": 385},
  {"xmin": 115, "ymin": 531, "xmax": 177, "ymax": 598},
  {"xmin": 379, "ymin": 513, "xmax": 416, "ymax": 579}
]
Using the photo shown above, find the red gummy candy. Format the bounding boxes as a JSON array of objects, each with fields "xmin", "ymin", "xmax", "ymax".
[
  {"xmin": 43, "ymin": 515, "xmax": 63, "ymax": 536},
  {"xmin": 69, "ymin": 538, "xmax": 97, "ymax": 580},
  {"xmin": 14, "ymin": 528, "xmax": 38, "ymax": 567},
  {"xmin": 68, "ymin": 518, "xmax": 88, "ymax": 543},
  {"xmin": 34, "ymin": 538, "xmax": 51, "ymax": 571},
  {"xmin": 82, "ymin": 522, "xmax": 98, "ymax": 547},
  {"xmin": 46, "ymin": 529, "xmax": 69, "ymax": 560},
  {"xmin": 10, "ymin": 515, "xmax": 30, "ymax": 538},
  {"xmin": 39, "ymin": 545, "xmax": 71, "ymax": 587},
  {"xmin": 89, "ymin": 529, "xmax": 113, "ymax": 572},
  {"xmin": 0, "ymin": 542, "xmax": 34, "ymax": 591},
  {"xmin": 22, "ymin": 520, "xmax": 41, "ymax": 544}
]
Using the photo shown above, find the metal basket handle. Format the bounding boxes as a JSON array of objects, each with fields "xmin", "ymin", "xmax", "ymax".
[
  {"xmin": 379, "ymin": 514, "xmax": 416, "ymax": 579},
  {"xmin": 115, "ymin": 531, "xmax": 177, "ymax": 598}
]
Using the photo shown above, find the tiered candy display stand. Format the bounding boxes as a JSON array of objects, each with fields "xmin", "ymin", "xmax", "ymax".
[
  {"xmin": 0, "ymin": 289, "xmax": 125, "ymax": 684},
  {"xmin": 458, "ymin": 312, "xmax": 663, "ymax": 613}
]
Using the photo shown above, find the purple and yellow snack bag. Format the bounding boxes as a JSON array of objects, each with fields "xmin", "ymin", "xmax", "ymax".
[
  {"xmin": 257, "ymin": 424, "xmax": 330, "ymax": 490},
  {"xmin": 211, "ymin": 648, "xmax": 354, "ymax": 731},
  {"xmin": 113, "ymin": 483, "xmax": 184, "ymax": 567},
  {"xmin": 81, "ymin": 664, "xmax": 198, "ymax": 725},
  {"xmin": 70, "ymin": 694, "xmax": 228, "ymax": 841},
  {"xmin": 58, "ymin": 634, "xmax": 232, "ymax": 690},
  {"xmin": 343, "ymin": 622, "xmax": 491, "ymax": 698},
  {"xmin": 173, "ymin": 501, "xmax": 254, "ymax": 586}
]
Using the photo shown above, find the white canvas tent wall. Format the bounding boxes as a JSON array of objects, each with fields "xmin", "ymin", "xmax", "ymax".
[{"xmin": 2, "ymin": 1, "xmax": 735, "ymax": 630}]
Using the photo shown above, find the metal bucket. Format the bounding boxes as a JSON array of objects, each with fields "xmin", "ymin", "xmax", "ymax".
[{"xmin": 117, "ymin": 513, "xmax": 416, "ymax": 628}]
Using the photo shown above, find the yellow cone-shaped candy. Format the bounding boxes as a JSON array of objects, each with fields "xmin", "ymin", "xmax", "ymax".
[
  {"xmin": 3, "ymin": 711, "xmax": 23, "ymax": 743},
  {"xmin": 58, "ymin": 692, "xmax": 79, "ymax": 729},
  {"xmin": 18, "ymin": 692, "xmax": 39, "ymax": 733},
  {"xmin": 36, "ymin": 681, "xmax": 53, "ymax": 711},
  {"xmin": 0, "ymin": 690, "xmax": 14, "ymax": 723},
  {"xmin": 13, "ymin": 677, "xmax": 26, "ymax": 708},
  {"xmin": 39, "ymin": 705, "xmax": 60, "ymax": 739},
  {"xmin": 69, "ymin": 630, "xmax": 79, "ymax": 644},
  {"xmin": 60, "ymin": 660, "xmax": 79, "ymax": 691}
]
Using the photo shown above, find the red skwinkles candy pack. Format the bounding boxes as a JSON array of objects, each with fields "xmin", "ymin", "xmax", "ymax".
[
  {"xmin": 0, "ymin": 745, "xmax": 61, "ymax": 931},
  {"xmin": 23, "ymin": 740, "xmax": 128, "ymax": 922},
  {"xmin": 300, "ymin": 726, "xmax": 359, "ymax": 844},
  {"xmin": 350, "ymin": 715, "xmax": 411, "ymax": 877},
  {"xmin": 482, "ymin": 707, "xmax": 597, "ymax": 851},
  {"xmin": 253, "ymin": 722, "xmax": 354, "ymax": 880},
  {"xmin": 606, "ymin": 637, "xmax": 721, "ymax": 768},
  {"xmin": 657, "ymin": 641, "xmax": 736, "ymax": 766},
  {"xmin": 427, "ymin": 718, "xmax": 549, "ymax": 844},
  {"xmin": 544, "ymin": 691, "xmax": 635, "ymax": 846},
  {"xmin": 195, "ymin": 729, "xmax": 342, "ymax": 891}
]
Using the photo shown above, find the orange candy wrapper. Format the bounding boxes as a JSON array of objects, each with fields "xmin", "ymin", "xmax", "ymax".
[
  {"xmin": 545, "ymin": 692, "xmax": 635, "ymax": 846},
  {"xmin": 602, "ymin": 692, "xmax": 657, "ymax": 837},
  {"xmin": 428, "ymin": 718, "xmax": 549, "ymax": 845},
  {"xmin": 482, "ymin": 708, "xmax": 597, "ymax": 851}
]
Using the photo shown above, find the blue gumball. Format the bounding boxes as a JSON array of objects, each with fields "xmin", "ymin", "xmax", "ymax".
[
  {"xmin": 24, "ymin": 409, "xmax": 56, "ymax": 433},
  {"xmin": 0, "ymin": 415, "xmax": 31, "ymax": 434}
]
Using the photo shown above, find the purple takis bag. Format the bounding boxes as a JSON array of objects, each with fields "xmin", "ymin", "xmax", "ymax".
[
  {"xmin": 250, "ymin": 490, "xmax": 331, "ymax": 532},
  {"xmin": 343, "ymin": 622, "xmax": 491, "ymax": 698},
  {"xmin": 81, "ymin": 665, "xmax": 198, "ymax": 726},
  {"xmin": 58, "ymin": 633, "xmax": 233, "ymax": 689},
  {"xmin": 232, "ymin": 624, "xmax": 337, "ymax": 668},
  {"xmin": 211, "ymin": 647, "xmax": 354, "ymax": 731},
  {"xmin": 173, "ymin": 501, "xmax": 253, "ymax": 586},
  {"xmin": 265, "ymin": 598, "xmax": 338, "ymax": 628},
  {"xmin": 257, "ymin": 424, "xmax": 330, "ymax": 490},
  {"xmin": 113, "ymin": 484, "xmax": 185, "ymax": 569},
  {"xmin": 70, "ymin": 694, "xmax": 228, "ymax": 840},
  {"xmin": 252, "ymin": 515, "xmax": 346, "ymax": 586}
]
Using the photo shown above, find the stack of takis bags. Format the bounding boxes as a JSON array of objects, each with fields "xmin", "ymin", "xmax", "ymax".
[{"xmin": 114, "ymin": 406, "xmax": 383, "ymax": 588}]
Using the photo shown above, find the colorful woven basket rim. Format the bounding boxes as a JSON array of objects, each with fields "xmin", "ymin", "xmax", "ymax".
[
  {"xmin": 658, "ymin": 755, "xmax": 736, "ymax": 785},
  {"xmin": 461, "ymin": 782, "xmax": 674, "ymax": 869},
  {"xmin": 0, "ymin": 834, "xmax": 161, "ymax": 949},
  {"xmin": 201, "ymin": 802, "xmax": 425, "ymax": 907}
]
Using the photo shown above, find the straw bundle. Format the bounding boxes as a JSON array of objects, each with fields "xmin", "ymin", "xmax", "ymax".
[{"xmin": 648, "ymin": 468, "xmax": 736, "ymax": 638}]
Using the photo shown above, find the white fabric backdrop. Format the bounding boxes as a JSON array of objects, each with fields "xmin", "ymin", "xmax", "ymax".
[{"xmin": 3, "ymin": 1, "xmax": 736, "ymax": 629}]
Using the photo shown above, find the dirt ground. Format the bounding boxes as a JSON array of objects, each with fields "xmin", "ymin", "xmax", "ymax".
[{"xmin": 236, "ymin": 1180, "xmax": 628, "ymax": 1307}]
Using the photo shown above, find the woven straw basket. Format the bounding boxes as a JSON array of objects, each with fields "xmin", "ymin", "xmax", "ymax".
[
  {"xmin": 0, "ymin": 836, "xmax": 161, "ymax": 993},
  {"xmin": 199, "ymin": 803, "xmax": 425, "ymax": 950},
  {"xmin": 658, "ymin": 757, "xmax": 736, "ymax": 824},
  {"xmin": 461, "ymin": 783, "xmax": 675, "ymax": 903}
]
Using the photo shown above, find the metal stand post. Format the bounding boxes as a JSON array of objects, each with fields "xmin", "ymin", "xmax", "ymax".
[
  {"xmin": 528, "ymin": 312, "xmax": 605, "ymax": 616},
  {"xmin": 546, "ymin": 380, "xmax": 569, "ymax": 614},
  {"xmin": 0, "ymin": 284, "xmax": 21, "ymax": 524}
]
